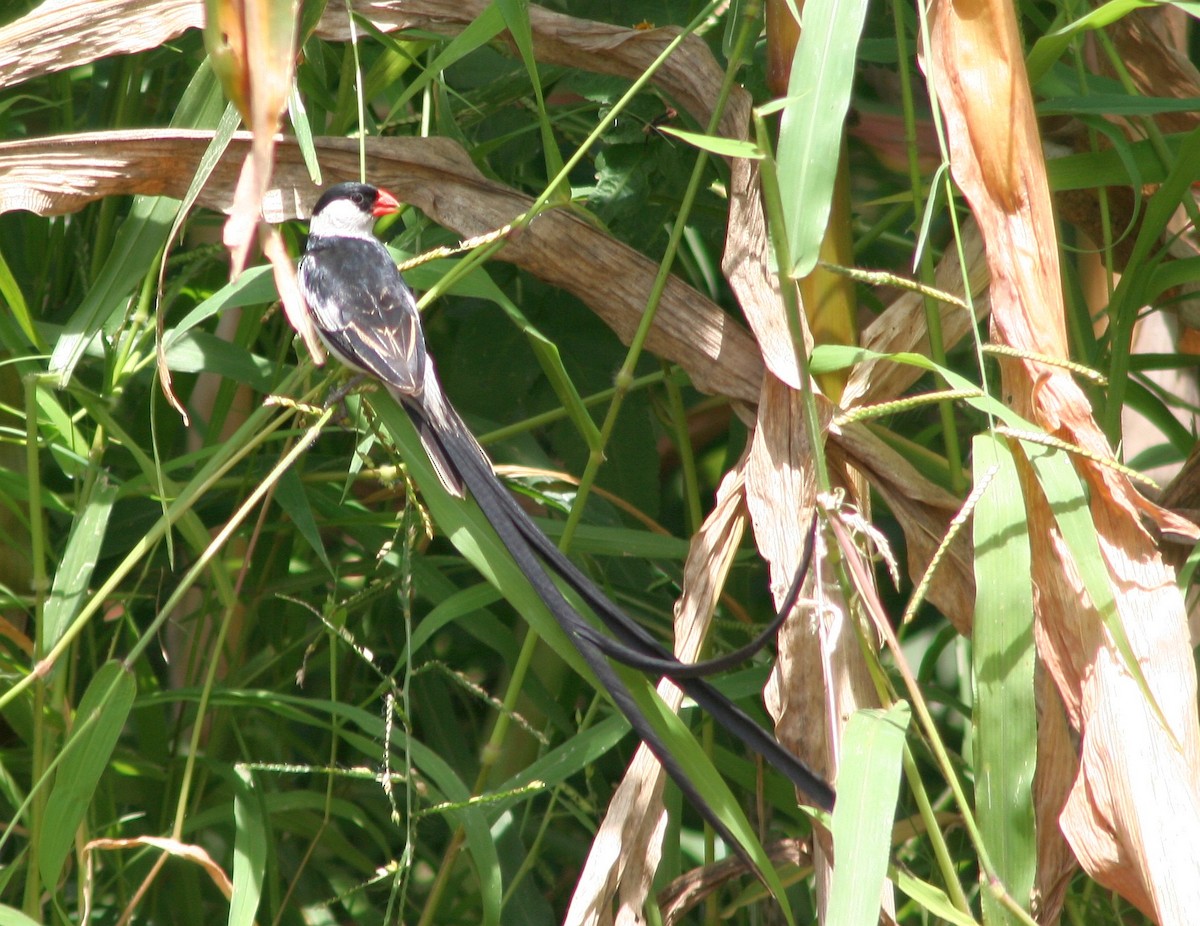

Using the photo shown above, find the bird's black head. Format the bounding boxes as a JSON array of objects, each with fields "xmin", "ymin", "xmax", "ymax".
[{"xmin": 311, "ymin": 182, "xmax": 400, "ymax": 219}]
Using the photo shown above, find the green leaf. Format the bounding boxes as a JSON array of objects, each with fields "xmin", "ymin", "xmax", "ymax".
[
  {"xmin": 39, "ymin": 661, "xmax": 136, "ymax": 891},
  {"xmin": 0, "ymin": 906, "xmax": 44, "ymax": 926},
  {"xmin": 972, "ymin": 434, "xmax": 1036, "ymax": 922},
  {"xmin": 376, "ymin": 4, "xmax": 505, "ymax": 127},
  {"xmin": 48, "ymin": 60, "xmax": 225, "ymax": 384},
  {"xmin": 811, "ymin": 344, "xmax": 1175, "ymax": 734},
  {"xmin": 893, "ymin": 868, "xmax": 981, "ymax": 926},
  {"xmin": 826, "ymin": 704, "xmax": 910, "ymax": 926},
  {"xmin": 406, "ymin": 739, "xmax": 503, "ymax": 926},
  {"xmin": 0, "ymin": 245, "xmax": 39, "ymax": 350},
  {"xmin": 34, "ymin": 383, "xmax": 89, "ymax": 479},
  {"xmin": 228, "ymin": 767, "xmax": 267, "ymax": 926},
  {"xmin": 775, "ymin": 0, "xmax": 870, "ymax": 276},
  {"xmin": 498, "ymin": 0, "xmax": 567, "ymax": 193},
  {"xmin": 43, "ymin": 474, "xmax": 118, "ymax": 651},
  {"xmin": 656, "ymin": 127, "xmax": 764, "ymax": 159},
  {"xmin": 273, "ymin": 465, "xmax": 331, "ymax": 573}
]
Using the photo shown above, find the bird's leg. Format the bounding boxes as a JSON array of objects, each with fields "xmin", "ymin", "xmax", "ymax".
[{"xmin": 324, "ymin": 373, "xmax": 372, "ymax": 409}]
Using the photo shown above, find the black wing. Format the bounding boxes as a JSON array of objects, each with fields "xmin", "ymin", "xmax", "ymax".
[{"xmin": 299, "ymin": 235, "xmax": 426, "ymax": 398}]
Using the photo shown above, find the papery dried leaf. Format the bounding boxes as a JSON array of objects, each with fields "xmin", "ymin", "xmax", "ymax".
[
  {"xmin": 1, "ymin": 0, "xmax": 742, "ymax": 140},
  {"xmin": 0, "ymin": 130, "xmax": 764, "ymax": 403},
  {"xmin": 564, "ymin": 461, "xmax": 749, "ymax": 926},
  {"xmin": 724, "ymin": 152, "xmax": 813, "ymax": 391},
  {"xmin": 746, "ymin": 376, "xmax": 880, "ymax": 915},
  {"xmin": 260, "ymin": 222, "xmax": 324, "ymax": 362},
  {"xmin": 205, "ymin": 0, "xmax": 300, "ymax": 275},
  {"xmin": 0, "ymin": 0, "xmax": 203, "ymax": 89},
  {"xmin": 926, "ymin": 0, "xmax": 1200, "ymax": 917},
  {"xmin": 1107, "ymin": 9, "xmax": 1200, "ymax": 135},
  {"xmin": 84, "ymin": 835, "xmax": 233, "ymax": 898},
  {"xmin": 1033, "ymin": 670, "xmax": 1080, "ymax": 925}
]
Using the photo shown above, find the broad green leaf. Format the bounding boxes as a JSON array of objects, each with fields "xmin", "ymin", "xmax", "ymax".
[
  {"xmin": 0, "ymin": 906, "xmax": 43, "ymax": 926},
  {"xmin": 775, "ymin": 0, "xmax": 870, "ymax": 276},
  {"xmin": 826, "ymin": 704, "xmax": 910, "ymax": 926},
  {"xmin": 972, "ymin": 434, "xmax": 1036, "ymax": 922},
  {"xmin": 406, "ymin": 739, "xmax": 503, "ymax": 926},
  {"xmin": 273, "ymin": 465, "xmax": 331, "ymax": 573},
  {"xmin": 228, "ymin": 767, "xmax": 267, "ymax": 926},
  {"xmin": 34, "ymin": 384, "xmax": 88, "ymax": 479},
  {"xmin": 43, "ymin": 474, "xmax": 118, "ymax": 651},
  {"xmin": 0, "ymin": 245, "xmax": 38, "ymax": 350},
  {"xmin": 39, "ymin": 661, "xmax": 136, "ymax": 891}
]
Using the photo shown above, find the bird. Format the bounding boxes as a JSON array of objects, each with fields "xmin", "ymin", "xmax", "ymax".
[{"xmin": 297, "ymin": 181, "xmax": 835, "ymax": 853}]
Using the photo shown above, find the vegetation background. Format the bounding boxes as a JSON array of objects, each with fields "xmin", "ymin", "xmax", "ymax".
[{"xmin": 1, "ymin": 0, "xmax": 1199, "ymax": 924}]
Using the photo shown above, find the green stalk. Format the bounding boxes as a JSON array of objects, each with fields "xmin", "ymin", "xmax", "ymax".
[
  {"xmin": 892, "ymin": 0, "xmax": 965, "ymax": 493},
  {"xmin": 559, "ymin": 0, "xmax": 759, "ymax": 550},
  {"xmin": 0, "ymin": 369, "xmax": 314, "ymax": 713},
  {"xmin": 417, "ymin": 0, "xmax": 728, "ymax": 308},
  {"xmin": 22, "ymin": 374, "xmax": 47, "ymax": 917}
]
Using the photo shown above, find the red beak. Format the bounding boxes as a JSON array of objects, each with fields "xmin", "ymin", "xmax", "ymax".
[{"xmin": 372, "ymin": 188, "xmax": 401, "ymax": 217}]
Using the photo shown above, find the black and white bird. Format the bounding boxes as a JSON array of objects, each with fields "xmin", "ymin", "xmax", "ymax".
[{"xmin": 297, "ymin": 181, "xmax": 835, "ymax": 850}]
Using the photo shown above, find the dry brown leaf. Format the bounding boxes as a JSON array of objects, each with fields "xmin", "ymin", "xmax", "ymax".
[
  {"xmin": 743, "ymin": 378, "xmax": 837, "ymax": 907},
  {"xmin": 564, "ymin": 460, "xmax": 750, "ymax": 926},
  {"xmin": 926, "ymin": 0, "xmax": 1200, "ymax": 918},
  {"xmin": 746, "ymin": 378, "xmax": 898, "ymax": 921},
  {"xmin": 0, "ymin": 0, "xmax": 203, "ymax": 89},
  {"xmin": 1, "ymin": 0, "xmax": 740, "ymax": 141},
  {"xmin": 84, "ymin": 835, "xmax": 233, "ymax": 898},
  {"xmin": 1106, "ymin": 9, "xmax": 1200, "ymax": 135},
  {"xmin": 1032, "ymin": 669, "xmax": 1079, "ymax": 924},
  {"xmin": 0, "ymin": 130, "xmax": 764, "ymax": 403},
  {"xmin": 724, "ymin": 149, "xmax": 813, "ymax": 392},
  {"xmin": 204, "ymin": 0, "xmax": 300, "ymax": 274}
]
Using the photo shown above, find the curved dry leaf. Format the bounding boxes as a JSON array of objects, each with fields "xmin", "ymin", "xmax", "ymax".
[
  {"xmin": 84, "ymin": 835, "xmax": 233, "ymax": 899},
  {"xmin": 0, "ymin": 0, "xmax": 202, "ymax": 89},
  {"xmin": 564, "ymin": 462, "xmax": 749, "ymax": 926},
  {"xmin": 1033, "ymin": 671, "xmax": 1082, "ymax": 925},
  {"xmin": 742, "ymin": 380, "xmax": 832, "ymax": 775},
  {"xmin": 1107, "ymin": 9, "xmax": 1200, "ymax": 135},
  {"xmin": 927, "ymin": 0, "xmax": 1200, "ymax": 917},
  {"xmin": 723, "ymin": 153, "xmax": 815, "ymax": 391},
  {"xmin": 207, "ymin": 0, "xmax": 301, "ymax": 275},
  {"xmin": 1, "ymin": 0, "xmax": 740, "ymax": 139},
  {"xmin": 0, "ymin": 129, "xmax": 764, "ymax": 403}
]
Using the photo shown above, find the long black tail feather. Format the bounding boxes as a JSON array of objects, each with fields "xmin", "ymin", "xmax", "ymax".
[{"xmin": 400, "ymin": 381, "xmax": 836, "ymax": 818}]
